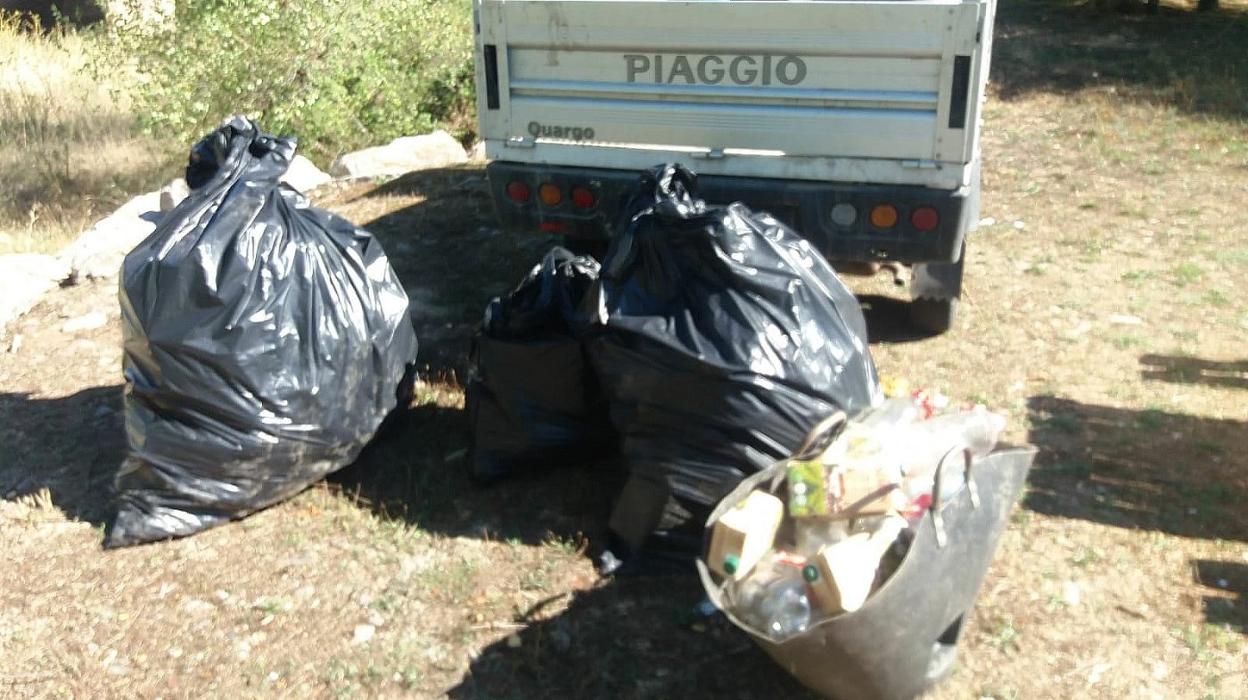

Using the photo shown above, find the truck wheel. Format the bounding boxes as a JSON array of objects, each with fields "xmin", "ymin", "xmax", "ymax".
[
  {"xmin": 909, "ymin": 243, "xmax": 965, "ymax": 335},
  {"xmin": 909, "ymin": 297, "xmax": 958, "ymax": 334}
]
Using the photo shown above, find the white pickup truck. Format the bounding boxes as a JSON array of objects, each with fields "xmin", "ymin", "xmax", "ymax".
[{"xmin": 473, "ymin": 0, "xmax": 996, "ymax": 332}]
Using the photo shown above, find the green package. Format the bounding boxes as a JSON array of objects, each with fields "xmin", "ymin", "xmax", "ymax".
[{"xmin": 786, "ymin": 459, "xmax": 829, "ymax": 518}]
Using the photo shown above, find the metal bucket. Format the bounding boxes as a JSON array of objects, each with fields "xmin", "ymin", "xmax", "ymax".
[{"xmin": 698, "ymin": 417, "xmax": 1035, "ymax": 700}]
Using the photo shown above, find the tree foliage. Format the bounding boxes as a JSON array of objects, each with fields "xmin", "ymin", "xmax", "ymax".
[{"xmin": 96, "ymin": 0, "xmax": 475, "ymax": 164}]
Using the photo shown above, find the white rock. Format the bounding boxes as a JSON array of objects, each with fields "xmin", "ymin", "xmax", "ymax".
[
  {"xmin": 181, "ymin": 598, "xmax": 216, "ymax": 616},
  {"xmin": 62, "ymin": 311, "xmax": 110, "ymax": 334},
  {"xmin": 58, "ymin": 190, "xmax": 162, "ymax": 282},
  {"xmin": 1012, "ymin": 220, "xmax": 1026, "ymax": 230},
  {"xmin": 159, "ymin": 178, "xmax": 190, "ymax": 213},
  {"xmin": 0, "ymin": 253, "xmax": 71, "ymax": 335},
  {"xmin": 1108, "ymin": 314, "xmax": 1143, "ymax": 325},
  {"xmin": 352, "ymin": 624, "xmax": 376, "ymax": 645},
  {"xmin": 6, "ymin": 334, "xmax": 21, "ymax": 354},
  {"xmin": 978, "ymin": 217, "xmax": 996, "ymax": 227},
  {"xmin": 329, "ymin": 131, "xmax": 468, "ymax": 179},
  {"xmin": 1062, "ymin": 581, "xmax": 1082, "ymax": 607},
  {"xmin": 1065, "ymin": 321, "xmax": 1092, "ymax": 339},
  {"xmin": 282, "ymin": 155, "xmax": 332, "ymax": 193},
  {"xmin": 506, "ymin": 634, "xmax": 522, "ymax": 649},
  {"xmin": 1087, "ymin": 662, "xmax": 1111, "ymax": 685}
]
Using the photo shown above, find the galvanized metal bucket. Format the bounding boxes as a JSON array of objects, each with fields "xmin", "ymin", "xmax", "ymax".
[{"xmin": 698, "ymin": 414, "xmax": 1035, "ymax": 700}]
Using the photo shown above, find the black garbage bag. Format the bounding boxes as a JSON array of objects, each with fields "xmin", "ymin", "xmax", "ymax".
[
  {"xmin": 466, "ymin": 247, "xmax": 614, "ymax": 481},
  {"xmin": 582, "ymin": 164, "xmax": 880, "ymax": 568},
  {"xmin": 108, "ymin": 116, "xmax": 418, "ymax": 547}
]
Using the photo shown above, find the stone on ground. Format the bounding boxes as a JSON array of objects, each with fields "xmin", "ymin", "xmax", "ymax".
[
  {"xmin": 0, "ymin": 254, "xmax": 70, "ymax": 336},
  {"xmin": 58, "ymin": 191, "xmax": 162, "ymax": 282},
  {"xmin": 159, "ymin": 178, "xmax": 190, "ymax": 213},
  {"xmin": 282, "ymin": 155, "xmax": 332, "ymax": 193},
  {"xmin": 329, "ymin": 131, "xmax": 468, "ymax": 179}
]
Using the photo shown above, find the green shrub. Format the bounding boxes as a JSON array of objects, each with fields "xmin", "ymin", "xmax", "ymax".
[{"xmin": 97, "ymin": 0, "xmax": 476, "ymax": 165}]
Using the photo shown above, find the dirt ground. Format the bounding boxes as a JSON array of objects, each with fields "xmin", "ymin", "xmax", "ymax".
[{"xmin": 2, "ymin": 2, "xmax": 1246, "ymax": 699}]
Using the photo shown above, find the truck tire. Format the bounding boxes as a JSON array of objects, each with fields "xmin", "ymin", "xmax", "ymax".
[
  {"xmin": 909, "ymin": 297, "xmax": 958, "ymax": 334},
  {"xmin": 909, "ymin": 243, "xmax": 965, "ymax": 335}
]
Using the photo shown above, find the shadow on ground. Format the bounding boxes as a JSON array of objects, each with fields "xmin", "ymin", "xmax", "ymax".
[
  {"xmin": 1192, "ymin": 559, "xmax": 1248, "ymax": 633},
  {"xmin": 0, "ymin": 385, "xmax": 124, "ymax": 525},
  {"xmin": 1025, "ymin": 395, "xmax": 1248, "ymax": 541},
  {"xmin": 342, "ymin": 167, "xmax": 562, "ymax": 375},
  {"xmin": 1140, "ymin": 354, "xmax": 1248, "ymax": 390},
  {"xmin": 993, "ymin": 0, "xmax": 1248, "ymax": 120},
  {"xmin": 446, "ymin": 575, "xmax": 816, "ymax": 700},
  {"xmin": 858, "ymin": 294, "xmax": 939, "ymax": 344},
  {"xmin": 330, "ymin": 402, "xmax": 622, "ymax": 551}
]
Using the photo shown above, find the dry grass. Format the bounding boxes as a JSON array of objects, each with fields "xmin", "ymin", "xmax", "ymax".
[{"xmin": 0, "ymin": 12, "xmax": 173, "ymax": 255}]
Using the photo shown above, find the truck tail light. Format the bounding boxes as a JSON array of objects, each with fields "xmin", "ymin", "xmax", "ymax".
[
  {"xmin": 539, "ymin": 221, "xmax": 569, "ymax": 234},
  {"xmin": 538, "ymin": 183, "xmax": 562, "ymax": 206},
  {"xmin": 911, "ymin": 206, "xmax": 940, "ymax": 232},
  {"xmin": 570, "ymin": 186, "xmax": 596, "ymax": 210},
  {"xmin": 505, "ymin": 181, "xmax": 530, "ymax": 203},
  {"xmin": 830, "ymin": 203, "xmax": 857, "ymax": 227},
  {"xmin": 870, "ymin": 204, "xmax": 898, "ymax": 229}
]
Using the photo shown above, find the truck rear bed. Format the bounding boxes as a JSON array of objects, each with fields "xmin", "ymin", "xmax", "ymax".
[{"xmin": 475, "ymin": 0, "xmax": 994, "ymax": 190}]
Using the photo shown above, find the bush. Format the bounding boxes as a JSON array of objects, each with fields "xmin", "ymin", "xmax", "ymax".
[{"xmin": 98, "ymin": 0, "xmax": 476, "ymax": 165}]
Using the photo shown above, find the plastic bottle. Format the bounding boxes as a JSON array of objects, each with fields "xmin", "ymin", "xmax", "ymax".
[
  {"xmin": 753, "ymin": 576, "xmax": 812, "ymax": 639},
  {"xmin": 900, "ymin": 408, "xmax": 1006, "ymax": 504},
  {"xmin": 728, "ymin": 551, "xmax": 812, "ymax": 640},
  {"xmin": 858, "ymin": 396, "xmax": 922, "ymax": 428}
]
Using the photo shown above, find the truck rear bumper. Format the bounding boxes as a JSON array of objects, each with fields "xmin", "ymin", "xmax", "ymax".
[{"xmin": 486, "ymin": 161, "xmax": 977, "ymax": 264}]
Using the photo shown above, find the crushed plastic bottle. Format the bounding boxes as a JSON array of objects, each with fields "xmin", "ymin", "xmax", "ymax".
[
  {"xmin": 728, "ymin": 551, "xmax": 812, "ymax": 640},
  {"xmin": 899, "ymin": 407, "xmax": 1006, "ymax": 506},
  {"xmin": 754, "ymin": 576, "xmax": 812, "ymax": 639}
]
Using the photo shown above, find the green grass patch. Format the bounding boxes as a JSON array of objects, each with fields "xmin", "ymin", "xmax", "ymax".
[
  {"xmin": 1172, "ymin": 262, "xmax": 1204, "ymax": 286},
  {"xmin": 1202, "ymin": 290, "xmax": 1231, "ymax": 308},
  {"xmin": 1121, "ymin": 269, "xmax": 1156, "ymax": 284}
]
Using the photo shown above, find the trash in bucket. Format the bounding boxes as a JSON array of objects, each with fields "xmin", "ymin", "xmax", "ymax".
[{"xmin": 698, "ymin": 391, "xmax": 1033, "ymax": 700}]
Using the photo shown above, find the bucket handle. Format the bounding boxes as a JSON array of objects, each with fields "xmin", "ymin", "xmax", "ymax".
[
  {"xmin": 792, "ymin": 412, "xmax": 848, "ymax": 461},
  {"xmin": 928, "ymin": 446, "xmax": 978, "ymax": 548}
]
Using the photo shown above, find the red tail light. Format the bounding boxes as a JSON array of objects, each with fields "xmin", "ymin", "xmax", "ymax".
[
  {"xmin": 571, "ymin": 186, "xmax": 596, "ymax": 210},
  {"xmin": 539, "ymin": 221, "xmax": 570, "ymax": 234},
  {"xmin": 911, "ymin": 206, "xmax": 940, "ymax": 232},
  {"xmin": 505, "ymin": 181, "xmax": 530, "ymax": 203}
]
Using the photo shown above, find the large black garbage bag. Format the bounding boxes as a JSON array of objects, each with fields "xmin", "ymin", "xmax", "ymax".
[
  {"xmin": 582, "ymin": 164, "xmax": 880, "ymax": 567},
  {"xmin": 108, "ymin": 116, "xmax": 418, "ymax": 547},
  {"xmin": 466, "ymin": 247, "xmax": 614, "ymax": 481}
]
